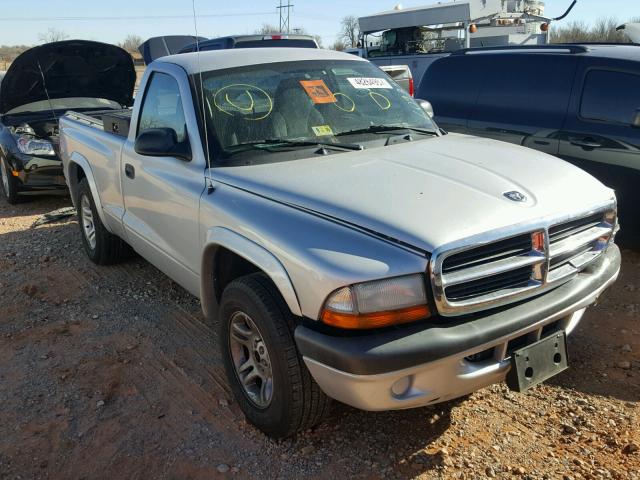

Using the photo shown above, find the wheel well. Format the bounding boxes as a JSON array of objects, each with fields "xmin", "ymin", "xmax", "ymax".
[
  {"xmin": 68, "ymin": 162, "xmax": 86, "ymax": 203},
  {"xmin": 213, "ymin": 247, "xmax": 261, "ymax": 301},
  {"xmin": 76, "ymin": 165, "xmax": 86, "ymax": 182}
]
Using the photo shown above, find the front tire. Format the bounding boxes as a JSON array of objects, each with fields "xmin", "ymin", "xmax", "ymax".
[
  {"xmin": 0, "ymin": 156, "xmax": 21, "ymax": 204},
  {"xmin": 220, "ymin": 273, "xmax": 331, "ymax": 438},
  {"xmin": 76, "ymin": 178, "xmax": 128, "ymax": 264}
]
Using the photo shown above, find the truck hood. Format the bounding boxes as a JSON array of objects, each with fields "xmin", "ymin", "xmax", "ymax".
[
  {"xmin": 0, "ymin": 40, "xmax": 135, "ymax": 114},
  {"xmin": 214, "ymin": 134, "xmax": 615, "ymax": 252}
]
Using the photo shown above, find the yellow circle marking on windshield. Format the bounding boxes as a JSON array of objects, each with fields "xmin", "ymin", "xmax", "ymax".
[
  {"xmin": 225, "ymin": 91, "xmax": 255, "ymax": 112},
  {"xmin": 369, "ymin": 91, "xmax": 392, "ymax": 111},
  {"xmin": 213, "ymin": 84, "xmax": 273, "ymax": 121},
  {"xmin": 333, "ymin": 93, "xmax": 356, "ymax": 113}
]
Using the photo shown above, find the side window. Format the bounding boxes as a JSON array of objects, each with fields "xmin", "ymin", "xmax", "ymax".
[
  {"xmin": 138, "ymin": 72, "xmax": 187, "ymax": 142},
  {"xmin": 419, "ymin": 56, "xmax": 485, "ymax": 120},
  {"xmin": 580, "ymin": 70, "xmax": 640, "ymax": 125},
  {"xmin": 473, "ymin": 54, "xmax": 577, "ymax": 128}
]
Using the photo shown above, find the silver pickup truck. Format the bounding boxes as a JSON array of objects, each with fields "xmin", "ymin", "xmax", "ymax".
[{"xmin": 60, "ymin": 48, "xmax": 621, "ymax": 438}]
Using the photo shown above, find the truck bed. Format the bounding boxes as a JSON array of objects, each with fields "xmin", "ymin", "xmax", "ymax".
[{"xmin": 64, "ymin": 108, "xmax": 133, "ymax": 137}]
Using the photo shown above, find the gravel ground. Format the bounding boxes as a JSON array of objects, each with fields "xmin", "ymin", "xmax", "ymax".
[{"xmin": 0, "ymin": 194, "xmax": 638, "ymax": 480}]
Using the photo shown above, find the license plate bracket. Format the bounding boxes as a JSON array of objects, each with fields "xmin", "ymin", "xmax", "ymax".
[{"xmin": 506, "ymin": 331, "xmax": 568, "ymax": 392}]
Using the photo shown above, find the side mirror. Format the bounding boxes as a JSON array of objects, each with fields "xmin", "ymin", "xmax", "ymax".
[
  {"xmin": 134, "ymin": 128, "xmax": 191, "ymax": 161},
  {"xmin": 633, "ymin": 109, "xmax": 640, "ymax": 128},
  {"xmin": 415, "ymin": 99, "xmax": 434, "ymax": 118}
]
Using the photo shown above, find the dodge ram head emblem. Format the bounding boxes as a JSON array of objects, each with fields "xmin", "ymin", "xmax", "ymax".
[{"xmin": 504, "ymin": 191, "xmax": 527, "ymax": 202}]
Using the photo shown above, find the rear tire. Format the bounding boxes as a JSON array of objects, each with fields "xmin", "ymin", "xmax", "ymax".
[
  {"xmin": 76, "ymin": 178, "xmax": 128, "ymax": 265},
  {"xmin": 0, "ymin": 156, "xmax": 21, "ymax": 204},
  {"xmin": 219, "ymin": 273, "xmax": 331, "ymax": 438}
]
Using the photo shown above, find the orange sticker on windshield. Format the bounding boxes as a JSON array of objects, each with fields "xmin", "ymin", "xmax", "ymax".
[{"xmin": 300, "ymin": 80, "xmax": 336, "ymax": 104}]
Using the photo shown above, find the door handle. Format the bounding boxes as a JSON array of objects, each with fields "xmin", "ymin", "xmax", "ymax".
[
  {"xmin": 569, "ymin": 137, "xmax": 602, "ymax": 149},
  {"xmin": 125, "ymin": 163, "xmax": 135, "ymax": 179}
]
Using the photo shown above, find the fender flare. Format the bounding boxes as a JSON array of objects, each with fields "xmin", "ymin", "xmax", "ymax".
[
  {"xmin": 65, "ymin": 152, "xmax": 110, "ymax": 229},
  {"xmin": 201, "ymin": 227, "xmax": 302, "ymax": 319}
]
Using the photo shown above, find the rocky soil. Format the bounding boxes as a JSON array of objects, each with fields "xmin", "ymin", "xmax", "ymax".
[{"xmin": 0, "ymin": 194, "xmax": 638, "ymax": 480}]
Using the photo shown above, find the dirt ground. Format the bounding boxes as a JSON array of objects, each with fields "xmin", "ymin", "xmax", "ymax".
[{"xmin": 0, "ymin": 194, "xmax": 638, "ymax": 480}]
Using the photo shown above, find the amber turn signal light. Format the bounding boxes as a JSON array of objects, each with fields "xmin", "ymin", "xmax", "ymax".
[{"xmin": 321, "ymin": 304, "xmax": 431, "ymax": 330}]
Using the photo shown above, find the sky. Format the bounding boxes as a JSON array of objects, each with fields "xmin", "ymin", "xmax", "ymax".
[{"xmin": 0, "ymin": 0, "xmax": 637, "ymax": 48}]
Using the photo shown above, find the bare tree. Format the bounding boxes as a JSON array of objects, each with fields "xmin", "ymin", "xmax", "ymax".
[
  {"xmin": 256, "ymin": 24, "xmax": 282, "ymax": 34},
  {"xmin": 119, "ymin": 34, "xmax": 143, "ymax": 52},
  {"xmin": 329, "ymin": 40, "xmax": 347, "ymax": 51},
  {"xmin": 340, "ymin": 15, "xmax": 360, "ymax": 47},
  {"xmin": 550, "ymin": 17, "xmax": 639, "ymax": 44},
  {"xmin": 38, "ymin": 27, "xmax": 69, "ymax": 44}
]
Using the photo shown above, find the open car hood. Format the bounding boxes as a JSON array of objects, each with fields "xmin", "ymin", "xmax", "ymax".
[
  {"xmin": 0, "ymin": 40, "xmax": 136, "ymax": 114},
  {"xmin": 138, "ymin": 36, "xmax": 207, "ymax": 65}
]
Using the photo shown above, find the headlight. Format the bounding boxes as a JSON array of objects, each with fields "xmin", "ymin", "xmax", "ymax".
[
  {"xmin": 16, "ymin": 136, "xmax": 55, "ymax": 156},
  {"xmin": 320, "ymin": 274, "xmax": 430, "ymax": 329}
]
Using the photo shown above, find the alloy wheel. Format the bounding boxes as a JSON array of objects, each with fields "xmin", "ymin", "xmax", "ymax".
[
  {"xmin": 80, "ymin": 194, "xmax": 96, "ymax": 250},
  {"xmin": 0, "ymin": 158, "xmax": 9, "ymax": 195},
  {"xmin": 228, "ymin": 311, "xmax": 274, "ymax": 408}
]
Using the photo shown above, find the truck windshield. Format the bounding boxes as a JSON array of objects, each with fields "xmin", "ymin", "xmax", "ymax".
[{"xmin": 196, "ymin": 59, "xmax": 437, "ymax": 164}]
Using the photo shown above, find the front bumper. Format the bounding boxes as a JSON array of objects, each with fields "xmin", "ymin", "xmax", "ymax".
[
  {"xmin": 295, "ymin": 245, "xmax": 620, "ymax": 411},
  {"xmin": 9, "ymin": 152, "xmax": 66, "ymax": 192}
]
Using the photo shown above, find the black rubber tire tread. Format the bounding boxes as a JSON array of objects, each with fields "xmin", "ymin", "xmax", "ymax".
[
  {"xmin": 219, "ymin": 272, "xmax": 331, "ymax": 438},
  {"xmin": 76, "ymin": 178, "xmax": 129, "ymax": 265},
  {"xmin": 0, "ymin": 157, "xmax": 22, "ymax": 204}
]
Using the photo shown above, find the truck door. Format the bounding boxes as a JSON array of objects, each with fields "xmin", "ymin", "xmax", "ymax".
[
  {"xmin": 121, "ymin": 69, "xmax": 206, "ymax": 295},
  {"xmin": 558, "ymin": 60, "xmax": 640, "ymax": 242}
]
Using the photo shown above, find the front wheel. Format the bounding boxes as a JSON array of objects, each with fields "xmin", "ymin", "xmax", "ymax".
[
  {"xmin": 0, "ymin": 157, "xmax": 21, "ymax": 204},
  {"xmin": 219, "ymin": 273, "xmax": 331, "ymax": 438},
  {"xmin": 76, "ymin": 178, "xmax": 128, "ymax": 264}
]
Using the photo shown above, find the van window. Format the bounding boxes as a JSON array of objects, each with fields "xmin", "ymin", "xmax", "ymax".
[
  {"xmin": 580, "ymin": 70, "xmax": 640, "ymax": 125},
  {"xmin": 418, "ymin": 56, "xmax": 485, "ymax": 120},
  {"xmin": 473, "ymin": 55, "xmax": 577, "ymax": 129},
  {"xmin": 138, "ymin": 72, "xmax": 187, "ymax": 142}
]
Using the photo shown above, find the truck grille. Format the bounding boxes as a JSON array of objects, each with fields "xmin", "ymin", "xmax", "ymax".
[
  {"xmin": 547, "ymin": 213, "xmax": 613, "ymax": 283},
  {"xmin": 432, "ymin": 208, "xmax": 616, "ymax": 316}
]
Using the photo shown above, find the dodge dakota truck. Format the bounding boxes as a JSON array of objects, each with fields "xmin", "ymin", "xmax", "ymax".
[{"xmin": 59, "ymin": 48, "xmax": 621, "ymax": 438}]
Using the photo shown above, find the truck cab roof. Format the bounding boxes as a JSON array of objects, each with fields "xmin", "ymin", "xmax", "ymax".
[
  {"xmin": 178, "ymin": 34, "xmax": 319, "ymax": 54},
  {"xmin": 154, "ymin": 47, "xmax": 366, "ymax": 74}
]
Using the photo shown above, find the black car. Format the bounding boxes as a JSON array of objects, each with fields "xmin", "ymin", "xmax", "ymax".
[
  {"xmin": 0, "ymin": 40, "xmax": 135, "ymax": 203},
  {"xmin": 417, "ymin": 44, "xmax": 640, "ymax": 244}
]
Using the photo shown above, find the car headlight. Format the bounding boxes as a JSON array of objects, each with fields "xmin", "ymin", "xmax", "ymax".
[
  {"xmin": 320, "ymin": 274, "xmax": 430, "ymax": 329},
  {"xmin": 16, "ymin": 136, "xmax": 55, "ymax": 156}
]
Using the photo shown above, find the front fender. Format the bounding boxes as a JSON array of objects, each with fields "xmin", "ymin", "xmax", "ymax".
[
  {"xmin": 65, "ymin": 152, "xmax": 111, "ymax": 231},
  {"xmin": 201, "ymin": 227, "xmax": 302, "ymax": 320}
]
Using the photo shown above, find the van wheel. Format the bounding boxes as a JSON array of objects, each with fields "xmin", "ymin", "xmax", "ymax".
[
  {"xmin": 219, "ymin": 273, "xmax": 331, "ymax": 438},
  {"xmin": 76, "ymin": 178, "xmax": 128, "ymax": 265},
  {"xmin": 0, "ymin": 157, "xmax": 21, "ymax": 204}
]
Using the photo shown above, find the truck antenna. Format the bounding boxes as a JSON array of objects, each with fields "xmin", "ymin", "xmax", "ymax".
[{"xmin": 191, "ymin": 0, "xmax": 215, "ymax": 193}]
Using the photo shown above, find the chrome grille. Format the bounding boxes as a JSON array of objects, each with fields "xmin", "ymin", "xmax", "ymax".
[
  {"xmin": 547, "ymin": 213, "xmax": 614, "ymax": 283},
  {"xmin": 445, "ymin": 265, "xmax": 534, "ymax": 302},
  {"xmin": 431, "ymin": 207, "xmax": 616, "ymax": 316},
  {"xmin": 442, "ymin": 234, "xmax": 532, "ymax": 273}
]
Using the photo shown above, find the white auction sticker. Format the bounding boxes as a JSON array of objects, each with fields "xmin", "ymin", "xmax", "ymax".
[{"xmin": 347, "ymin": 77, "xmax": 393, "ymax": 89}]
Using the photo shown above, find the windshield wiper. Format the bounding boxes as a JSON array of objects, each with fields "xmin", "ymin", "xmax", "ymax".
[
  {"xmin": 335, "ymin": 125, "xmax": 438, "ymax": 137},
  {"xmin": 227, "ymin": 139, "xmax": 364, "ymax": 154}
]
